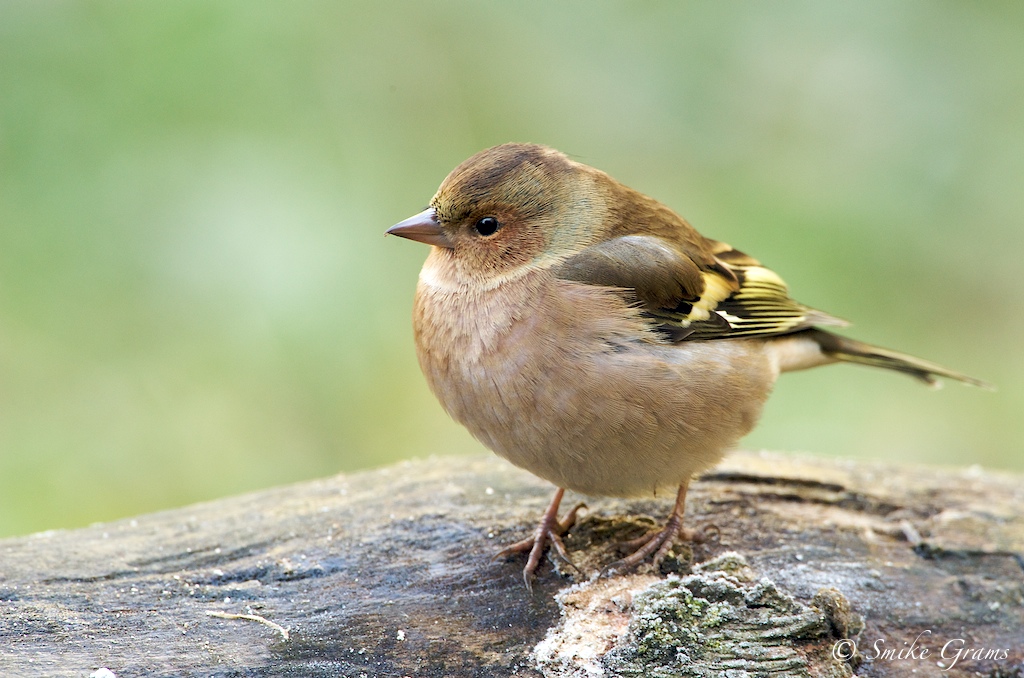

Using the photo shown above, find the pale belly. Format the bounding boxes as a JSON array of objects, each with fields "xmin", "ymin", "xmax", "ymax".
[{"xmin": 413, "ymin": 273, "xmax": 778, "ymax": 497}]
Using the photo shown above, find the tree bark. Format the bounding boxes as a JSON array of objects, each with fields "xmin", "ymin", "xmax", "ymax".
[{"xmin": 1, "ymin": 451, "xmax": 1021, "ymax": 677}]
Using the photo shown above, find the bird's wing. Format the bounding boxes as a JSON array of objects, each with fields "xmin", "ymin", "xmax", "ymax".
[{"xmin": 553, "ymin": 235, "xmax": 846, "ymax": 342}]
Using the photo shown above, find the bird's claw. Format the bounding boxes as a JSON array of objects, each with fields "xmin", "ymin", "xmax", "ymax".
[
  {"xmin": 494, "ymin": 492, "xmax": 585, "ymax": 591},
  {"xmin": 600, "ymin": 522, "xmax": 715, "ymax": 578}
]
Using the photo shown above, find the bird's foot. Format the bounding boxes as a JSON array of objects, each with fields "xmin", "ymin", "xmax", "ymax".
[
  {"xmin": 601, "ymin": 521, "xmax": 718, "ymax": 577},
  {"xmin": 599, "ymin": 480, "xmax": 716, "ymax": 577},
  {"xmin": 494, "ymin": 488, "xmax": 586, "ymax": 591}
]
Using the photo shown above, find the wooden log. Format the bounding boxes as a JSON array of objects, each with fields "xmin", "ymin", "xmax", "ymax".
[{"xmin": 1, "ymin": 452, "xmax": 1021, "ymax": 677}]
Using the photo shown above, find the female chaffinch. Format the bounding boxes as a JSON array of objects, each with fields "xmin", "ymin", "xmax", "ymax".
[{"xmin": 388, "ymin": 143, "xmax": 987, "ymax": 588}]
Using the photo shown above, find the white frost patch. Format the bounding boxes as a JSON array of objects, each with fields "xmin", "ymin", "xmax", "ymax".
[{"xmin": 532, "ymin": 574, "xmax": 659, "ymax": 677}]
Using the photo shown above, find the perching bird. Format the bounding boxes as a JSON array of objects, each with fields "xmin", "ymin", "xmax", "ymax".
[{"xmin": 387, "ymin": 143, "xmax": 988, "ymax": 588}]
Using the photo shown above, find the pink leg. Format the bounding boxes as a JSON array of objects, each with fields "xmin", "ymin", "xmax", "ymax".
[
  {"xmin": 495, "ymin": 488, "xmax": 586, "ymax": 591},
  {"xmin": 601, "ymin": 479, "xmax": 713, "ymax": 576}
]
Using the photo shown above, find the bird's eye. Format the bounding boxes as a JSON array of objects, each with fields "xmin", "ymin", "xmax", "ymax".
[{"xmin": 473, "ymin": 216, "xmax": 500, "ymax": 237}]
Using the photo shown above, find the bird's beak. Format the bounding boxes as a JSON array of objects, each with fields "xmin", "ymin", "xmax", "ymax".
[{"xmin": 386, "ymin": 208, "xmax": 454, "ymax": 249}]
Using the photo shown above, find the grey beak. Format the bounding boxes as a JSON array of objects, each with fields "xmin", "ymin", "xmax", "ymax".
[{"xmin": 386, "ymin": 208, "xmax": 454, "ymax": 249}]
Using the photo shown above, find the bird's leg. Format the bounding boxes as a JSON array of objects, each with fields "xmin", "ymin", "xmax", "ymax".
[
  {"xmin": 494, "ymin": 487, "xmax": 586, "ymax": 590},
  {"xmin": 602, "ymin": 479, "xmax": 712, "ymax": 576}
]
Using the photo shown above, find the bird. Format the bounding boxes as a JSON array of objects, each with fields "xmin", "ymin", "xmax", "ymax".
[{"xmin": 386, "ymin": 142, "xmax": 989, "ymax": 588}]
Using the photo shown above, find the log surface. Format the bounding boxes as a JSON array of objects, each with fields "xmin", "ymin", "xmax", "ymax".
[{"xmin": 1, "ymin": 452, "xmax": 1022, "ymax": 677}]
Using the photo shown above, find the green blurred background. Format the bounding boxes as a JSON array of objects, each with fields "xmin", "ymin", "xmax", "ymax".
[{"xmin": 1, "ymin": 2, "xmax": 1021, "ymax": 538}]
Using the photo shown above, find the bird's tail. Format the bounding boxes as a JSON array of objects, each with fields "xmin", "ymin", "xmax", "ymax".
[{"xmin": 802, "ymin": 329, "xmax": 992, "ymax": 389}]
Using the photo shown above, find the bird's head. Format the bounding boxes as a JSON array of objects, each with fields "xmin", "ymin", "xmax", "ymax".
[{"xmin": 388, "ymin": 143, "xmax": 610, "ymax": 281}]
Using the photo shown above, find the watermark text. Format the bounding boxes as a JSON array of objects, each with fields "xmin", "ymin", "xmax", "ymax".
[{"xmin": 831, "ymin": 631, "xmax": 1013, "ymax": 671}]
